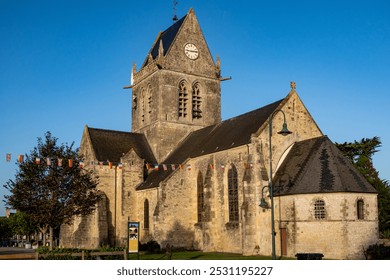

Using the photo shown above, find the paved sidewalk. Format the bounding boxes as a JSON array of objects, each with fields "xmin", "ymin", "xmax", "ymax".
[{"xmin": 0, "ymin": 247, "xmax": 35, "ymax": 260}]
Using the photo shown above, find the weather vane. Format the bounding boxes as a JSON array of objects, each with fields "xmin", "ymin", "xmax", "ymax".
[{"xmin": 173, "ymin": 0, "xmax": 178, "ymax": 22}]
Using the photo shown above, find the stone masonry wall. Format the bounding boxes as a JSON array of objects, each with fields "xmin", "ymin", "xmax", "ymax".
[{"xmin": 277, "ymin": 193, "xmax": 378, "ymax": 259}]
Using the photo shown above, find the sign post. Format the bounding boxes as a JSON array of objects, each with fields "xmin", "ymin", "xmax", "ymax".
[{"xmin": 127, "ymin": 222, "xmax": 140, "ymax": 259}]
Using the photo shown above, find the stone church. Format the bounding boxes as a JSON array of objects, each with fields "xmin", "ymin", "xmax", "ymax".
[{"xmin": 60, "ymin": 8, "xmax": 378, "ymax": 259}]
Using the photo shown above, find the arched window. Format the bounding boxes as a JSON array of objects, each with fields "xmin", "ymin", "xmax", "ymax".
[
  {"xmin": 144, "ymin": 199, "xmax": 149, "ymax": 229},
  {"xmin": 228, "ymin": 165, "xmax": 239, "ymax": 222},
  {"xmin": 147, "ymin": 84, "xmax": 152, "ymax": 118},
  {"xmin": 197, "ymin": 172, "xmax": 204, "ymax": 223},
  {"xmin": 178, "ymin": 80, "xmax": 188, "ymax": 118},
  {"xmin": 141, "ymin": 88, "xmax": 145, "ymax": 122},
  {"xmin": 314, "ymin": 199, "xmax": 326, "ymax": 220},
  {"xmin": 357, "ymin": 199, "xmax": 364, "ymax": 220},
  {"xmin": 192, "ymin": 83, "xmax": 202, "ymax": 119}
]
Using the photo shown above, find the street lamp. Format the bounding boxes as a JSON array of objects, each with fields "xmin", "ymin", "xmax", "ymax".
[{"xmin": 260, "ymin": 109, "xmax": 292, "ymax": 260}]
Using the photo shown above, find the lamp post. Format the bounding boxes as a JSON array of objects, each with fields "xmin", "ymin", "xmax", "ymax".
[{"xmin": 260, "ymin": 109, "xmax": 292, "ymax": 260}]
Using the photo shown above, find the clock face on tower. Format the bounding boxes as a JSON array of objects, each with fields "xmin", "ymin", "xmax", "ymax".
[{"xmin": 184, "ymin": 43, "xmax": 199, "ymax": 60}]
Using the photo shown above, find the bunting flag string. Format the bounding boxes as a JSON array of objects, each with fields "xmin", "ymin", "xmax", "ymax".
[
  {"xmin": 3, "ymin": 152, "xmax": 255, "ymax": 172},
  {"xmin": 142, "ymin": 161, "xmax": 255, "ymax": 172}
]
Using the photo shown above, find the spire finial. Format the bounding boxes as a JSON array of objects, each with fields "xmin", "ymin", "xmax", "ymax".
[
  {"xmin": 290, "ymin": 81, "xmax": 296, "ymax": 91},
  {"xmin": 158, "ymin": 40, "xmax": 164, "ymax": 57},
  {"xmin": 173, "ymin": 1, "xmax": 178, "ymax": 22}
]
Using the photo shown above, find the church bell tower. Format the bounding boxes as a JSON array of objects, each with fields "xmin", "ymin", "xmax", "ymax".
[{"xmin": 129, "ymin": 9, "xmax": 222, "ymax": 162}]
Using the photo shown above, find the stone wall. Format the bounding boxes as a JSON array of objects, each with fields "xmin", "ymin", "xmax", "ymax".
[
  {"xmin": 60, "ymin": 194, "xmax": 108, "ymax": 249},
  {"xmin": 277, "ymin": 193, "xmax": 378, "ymax": 259}
]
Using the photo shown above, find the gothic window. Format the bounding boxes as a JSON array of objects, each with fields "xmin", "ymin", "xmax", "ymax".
[
  {"xmin": 357, "ymin": 199, "xmax": 364, "ymax": 220},
  {"xmin": 144, "ymin": 199, "xmax": 149, "ymax": 229},
  {"xmin": 141, "ymin": 89, "xmax": 145, "ymax": 122},
  {"xmin": 314, "ymin": 199, "xmax": 326, "ymax": 220},
  {"xmin": 197, "ymin": 172, "xmax": 204, "ymax": 223},
  {"xmin": 192, "ymin": 83, "xmax": 202, "ymax": 119},
  {"xmin": 228, "ymin": 165, "xmax": 239, "ymax": 222},
  {"xmin": 178, "ymin": 80, "xmax": 188, "ymax": 118},
  {"xmin": 147, "ymin": 84, "xmax": 152, "ymax": 117}
]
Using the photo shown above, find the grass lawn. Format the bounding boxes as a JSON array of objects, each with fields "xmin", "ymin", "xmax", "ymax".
[{"xmin": 128, "ymin": 251, "xmax": 293, "ymax": 260}]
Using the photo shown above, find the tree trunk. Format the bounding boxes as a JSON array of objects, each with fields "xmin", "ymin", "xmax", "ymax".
[
  {"xmin": 39, "ymin": 225, "xmax": 48, "ymax": 248},
  {"xmin": 49, "ymin": 226, "xmax": 54, "ymax": 250}
]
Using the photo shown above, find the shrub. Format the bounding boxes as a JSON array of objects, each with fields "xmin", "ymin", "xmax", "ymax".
[
  {"xmin": 364, "ymin": 244, "xmax": 390, "ymax": 260},
  {"xmin": 140, "ymin": 240, "xmax": 161, "ymax": 253},
  {"xmin": 380, "ymin": 229, "xmax": 390, "ymax": 239}
]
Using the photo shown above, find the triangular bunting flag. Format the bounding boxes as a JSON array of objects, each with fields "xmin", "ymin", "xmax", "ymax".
[
  {"xmin": 46, "ymin": 158, "xmax": 51, "ymax": 166},
  {"xmin": 171, "ymin": 164, "xmax": 176, "ymax": 170},
  {"xmin": 18, "ymin": 154, "xmax": 24, "ymax": 163},
  {"xmin": 68, "ymin": 159, "xmax": 73, "ymax": 168},
  {"xmin": 58, "ymin": 158, "xmax": 63, "ymax": 167},
  {"xmin": 6, "ymin": 154, "xmax": 11, "ymax": 162},
  {"xmin": 36, "ymin": 157, "xmax": 41, "ymax": 165},
  {"xmin": 163, "ymin": 164, "xmax": 167, "ymax": 171}
]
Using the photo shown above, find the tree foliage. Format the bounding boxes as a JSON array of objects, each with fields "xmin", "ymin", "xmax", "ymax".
[
  {"xmin": 3, "ymin": 132, "xmax": 102, "ymax": 243},
  {"xmin": 8, "ymin": 211, "xmax": 39, "ymax": 238},
  {"xmin": 336, "ymin": 136, "xmax": 390, "ymax": 234},
  {"xmin": 0, "ymin": 217, "xmax": 12, "ymax": 239}
]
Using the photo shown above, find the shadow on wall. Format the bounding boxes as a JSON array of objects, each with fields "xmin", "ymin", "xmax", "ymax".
[{"xmin": 162, "ymin": 220, "xmax": 198, "ymax": 250}]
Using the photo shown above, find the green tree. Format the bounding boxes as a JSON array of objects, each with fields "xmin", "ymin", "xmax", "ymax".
[
  {"xmin": 3, "ymin": 132, "xmax": 102, "ymax": 249},
  {"xmin": 336, "ymin": 137, "xmax": 390, "ymax": 234},
  {"xmin": 8, "ymin": 212, "xmax": 39, "ymax": 241},
  {"xmin": 0, "ymin": 217, "xmax": 12, "ymax": 241}
]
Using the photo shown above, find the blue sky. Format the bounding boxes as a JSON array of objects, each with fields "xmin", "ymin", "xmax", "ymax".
[{"xmin": 0, "ymin": 0, "xmax": 389, "ymax": 216}]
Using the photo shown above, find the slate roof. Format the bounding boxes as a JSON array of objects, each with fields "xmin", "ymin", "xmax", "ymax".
[
  {"xmin": 87, "ymin": 127, "xmax": 156, "ymax": 163},
  {"xmin": 142, "ymin": 14, "xmax": 186, "ymax": 68},
  {"xmin": 273, "ymin": 136, "xmax": 377, "ymax": 196},
  {"xmin": 136, "ymin": 99, "xmax": 283, "ymax": 190}
]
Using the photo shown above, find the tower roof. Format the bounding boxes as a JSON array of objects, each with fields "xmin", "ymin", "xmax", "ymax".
[
  {"xmin": 273, "ymin": 136, "xmax": 377, "ymax": 195},
  {"xmin": 142, "ymin": 13, "xmax": 186, "ymax": 68}
]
